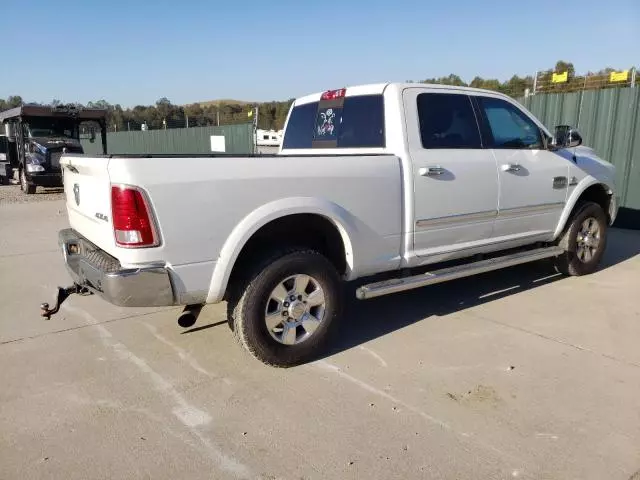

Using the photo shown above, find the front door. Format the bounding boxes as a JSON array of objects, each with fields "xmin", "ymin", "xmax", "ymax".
[
  {"xmin": 473, "ymin": 95, "xmax": 569, "ymax": 239},
  {"xmin": 403, "ymin": 89, "xmax": 499, "ymax": 258}
]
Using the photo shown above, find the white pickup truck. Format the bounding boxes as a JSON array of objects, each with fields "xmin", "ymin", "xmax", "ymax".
[{"xmin": 49, "ymin": 83, "xmax": 618, "ymax": 367}]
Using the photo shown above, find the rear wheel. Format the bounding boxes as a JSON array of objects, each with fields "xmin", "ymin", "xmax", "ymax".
[
  {"xmin": 20, "ymin": 168, "xmax": 36, "ymax": 194},
  {"xmin": 228, "ymin": 249, "xmax": 343, "ymax": 367},
  {"xmin": 555, "ymin": 201, "xmax": 608, "ymax": 276}
]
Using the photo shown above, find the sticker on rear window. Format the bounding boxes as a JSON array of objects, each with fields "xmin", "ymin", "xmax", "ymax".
[{"xmin": 315, "ymin": 107, "xmax": 341, "ymax": 140}]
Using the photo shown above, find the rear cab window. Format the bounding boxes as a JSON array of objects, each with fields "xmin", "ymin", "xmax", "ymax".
[{"xmin": 282, "ymin": 91, "xmax": 385, "ymax": 150}]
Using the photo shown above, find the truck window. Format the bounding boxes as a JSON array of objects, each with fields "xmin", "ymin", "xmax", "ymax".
[
  {"xmin": 282, "ymin": 95, "xmax": 385, "ymax": 149},
  {"xmin": 417, "ymin": 93, "xmax": 481, "ymax": 149},
  {"xmin": 477, "ymin": 97, "xmax": 542, "ymax": 149}
]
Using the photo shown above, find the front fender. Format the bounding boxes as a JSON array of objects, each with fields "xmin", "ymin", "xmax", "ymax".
[
  {"xmin": 553, "ymin": 177, "xmax": 614, "ymax": 239},
  {"xmin": 205, "ymin": 197, "xmax": 358, "ymax": 304}
]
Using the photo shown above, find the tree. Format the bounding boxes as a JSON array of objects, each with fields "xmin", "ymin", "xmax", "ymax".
[
  {"xmin": 7, "ymin": 96, "xmax": 23, "ymax": 108},
  {"xmin": 421, "ymin": 74, "xmax": 467, "ymax": 86}
]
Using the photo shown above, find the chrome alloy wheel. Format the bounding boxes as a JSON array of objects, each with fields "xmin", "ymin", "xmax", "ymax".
[
  {"xmin": 264, "ymin": 274, "xmax": 326, "ymax": 345},
  {"xmin": 576, "ymin": 217, "xmax": 601, "ymax": 263}
]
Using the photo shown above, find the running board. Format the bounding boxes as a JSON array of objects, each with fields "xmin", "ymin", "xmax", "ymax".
[{"xmin": 356, "ymin": 246, "xmax": 564, "ymax": 300}]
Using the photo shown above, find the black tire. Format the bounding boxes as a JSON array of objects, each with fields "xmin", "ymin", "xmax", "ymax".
[
  {"xmin": 20, "ymin": 169, "xmax": 36, "ymax": 194},
  {"xmin": 555, "ymin": 201, "xmax": 608, "ymax": 276},
  {"xmin": 228, "ymin": 248, "xmax": 343, "ymax": 367}
]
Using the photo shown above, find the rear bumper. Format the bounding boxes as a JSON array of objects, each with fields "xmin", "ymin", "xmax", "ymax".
[{"xmin": 59, "ymin": 228, "xmax": 175, "ymax": 307}]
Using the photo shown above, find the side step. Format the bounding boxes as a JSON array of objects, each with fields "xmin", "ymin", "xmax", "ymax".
[{"xmin": 356, "ymin": 246, "xmax": 564, "ymax": 300}]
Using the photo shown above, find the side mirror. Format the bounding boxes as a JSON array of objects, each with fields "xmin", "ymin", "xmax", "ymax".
[
  {"xmin": 89, "ymin": 127, "xmax": 96, "ymax": 143},
  {"xmin": 553, "ymin": 125, "xmax": 582, "ymax": 149}
]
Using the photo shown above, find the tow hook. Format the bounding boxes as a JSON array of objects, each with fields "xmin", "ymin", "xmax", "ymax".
[{"xmin": 40, "ymin": 285, "xmax": 91, "ymax": 320}]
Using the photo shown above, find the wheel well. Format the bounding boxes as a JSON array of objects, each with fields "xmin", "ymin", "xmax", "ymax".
[
  {"xmin": 576, "ymin": 184, "xmax": 612, "ymax": 222},
  {"xmin": 226, "ymin": 214, "xmax": 348, "ymax": 298}
]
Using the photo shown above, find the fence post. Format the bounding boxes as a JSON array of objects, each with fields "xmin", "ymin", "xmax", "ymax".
[
  {"xmin": 576, "ymin": 74, "xmax": 589, "ymax": 128},
  {"xmin": 631, "ymin": 67, "xmax": 636, "ymax": 88}
]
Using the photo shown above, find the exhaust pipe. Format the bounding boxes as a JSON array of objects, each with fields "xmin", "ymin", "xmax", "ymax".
[{"xmin": 177, "ymin": 304, "xmax": 202, "ymax": 328}]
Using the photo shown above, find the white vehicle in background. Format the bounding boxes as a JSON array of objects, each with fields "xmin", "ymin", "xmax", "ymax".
[
  {"xmin": 45, "ymin": 83, "xmax": 617, "ymax": 367},
  {"xmin": 255, "ymin": 129, "xmax": 281, "ymax": 147}
]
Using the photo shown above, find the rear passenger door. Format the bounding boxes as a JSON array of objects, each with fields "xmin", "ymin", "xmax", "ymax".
[
  {"xmin": 474, "ymin": 96, "xmax": 569, "ymax": 239},
  {"xmin": 403, "ymin": 89, "xmax": 499, "ymax": 258}
]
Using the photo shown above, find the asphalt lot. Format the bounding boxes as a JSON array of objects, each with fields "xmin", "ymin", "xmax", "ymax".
[{"xmin": 1, "ymin": 191, "xmax": 639, "ymax": 480}]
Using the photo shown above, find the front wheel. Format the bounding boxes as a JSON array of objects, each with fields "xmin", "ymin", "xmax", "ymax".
[
  {"xmin": 20, "ymin": 169, "xmax": 36, "ymax": 194},
  {"xmin": 229, "ymin": 249, "xmax": 343, "ymax": 367},
  {"xmin": 555, "ymin": 201, "xmax": 608, "ymax": 276}
]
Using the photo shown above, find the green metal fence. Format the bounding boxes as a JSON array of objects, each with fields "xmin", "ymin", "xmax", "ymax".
[
  {"xmin": 81, "ymin": 123, "xmax": 254, "ymax": 155},
  {"xmin": 520, "ymin": 87, "xmax": 640, "ymax": 228}
]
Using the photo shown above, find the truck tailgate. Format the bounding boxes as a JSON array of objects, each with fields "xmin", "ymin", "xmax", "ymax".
[{"xmin": 61, "ymin": 155, "xmax": 115, "ymax": 253}]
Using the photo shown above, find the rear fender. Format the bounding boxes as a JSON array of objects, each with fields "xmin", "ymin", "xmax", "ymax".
[{"xmin": 205, "ymin": 197, "xmax": 357, "ymax": 304}]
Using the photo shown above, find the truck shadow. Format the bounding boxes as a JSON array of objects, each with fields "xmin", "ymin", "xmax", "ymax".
[{"xmin": 321, "ymin": 228, "xmax": 640, "ymax": 360}]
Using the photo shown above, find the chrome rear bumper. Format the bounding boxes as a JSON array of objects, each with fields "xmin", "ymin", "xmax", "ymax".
[{"xmin": 59, "ymin": 229, "xmax": 175, "ymax": 307}]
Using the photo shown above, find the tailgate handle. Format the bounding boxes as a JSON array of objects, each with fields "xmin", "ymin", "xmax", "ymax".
[{"xmin": 64, "ymin": 164, "xmax": 79, "ymax": 173}]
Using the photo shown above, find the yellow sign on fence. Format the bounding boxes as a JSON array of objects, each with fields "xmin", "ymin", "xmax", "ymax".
[
  {"xmin": 610, "ymin": 70, "xmax": 629, "ymax": 82},
  {"xmin": 552, "ymin": 71, "xmax": 568, "ymax": 83}
]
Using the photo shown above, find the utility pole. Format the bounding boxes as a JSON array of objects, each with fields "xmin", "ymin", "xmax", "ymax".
[
  {"xmin": 216, "ymin": 110, "xmax": 220, "ymax": 126},
  {"xmin": 253, "ymin": 106, "xmax": 259, "ymax": 154},
  {"xmin": 186, "ymin": 116, "xmax": 189, "ymax": 128}
]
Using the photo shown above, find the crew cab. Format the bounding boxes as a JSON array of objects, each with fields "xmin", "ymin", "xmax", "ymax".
[{"xmin": 52, "ymin": 83, "xmax": 618, "ymax": 367}]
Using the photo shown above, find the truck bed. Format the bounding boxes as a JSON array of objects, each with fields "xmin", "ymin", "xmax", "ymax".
[{"xmin": 60, "ymin": 153, "xmax": 404, "ymax": 304}]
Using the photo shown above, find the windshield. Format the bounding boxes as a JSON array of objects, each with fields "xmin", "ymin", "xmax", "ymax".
[{"xmin": 26, "ymin": 120, "xmax": 79, "ymax": 139}]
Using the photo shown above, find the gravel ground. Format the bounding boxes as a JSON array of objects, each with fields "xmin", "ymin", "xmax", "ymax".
[{"xmin": 0, "ymin": 184, "xmax": 65, "ymax": 205}]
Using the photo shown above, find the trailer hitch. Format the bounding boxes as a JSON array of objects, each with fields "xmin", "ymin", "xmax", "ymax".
[{"xmin": 40, "ymin": 285, "xmax": 92, "ymax": 320}]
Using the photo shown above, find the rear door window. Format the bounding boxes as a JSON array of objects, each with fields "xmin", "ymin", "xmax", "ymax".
[
  {"xmin": 282, "ymin": 94, "xmax": 385, "ymax": 149},
  {"xmin": 417, "ymin": 93, "xmax": 482, "ymax": 149}
]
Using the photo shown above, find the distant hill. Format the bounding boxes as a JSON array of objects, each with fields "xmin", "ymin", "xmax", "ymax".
[{"xmin": 195, "ymin": 99, "xmax": 253, "ymax": 107}]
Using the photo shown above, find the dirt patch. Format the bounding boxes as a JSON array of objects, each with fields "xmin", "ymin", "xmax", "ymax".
[{"xmin": 446, "ymin": 385, "xmax": 503, "ymax": 407}]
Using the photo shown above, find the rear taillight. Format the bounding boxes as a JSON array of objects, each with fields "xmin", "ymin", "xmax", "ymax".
[{"xmin": 111, "ymin": 185, "xmax": 158, "ymax": 248}]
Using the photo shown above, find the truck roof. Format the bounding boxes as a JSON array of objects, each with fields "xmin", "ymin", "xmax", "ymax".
[
  {"xmin": 0, "ymin": 105, "xmax": 108, "ymax": 123},
  {"xmin": 294, "ymin": 82, "xmax": 513, "ymax": 106}
]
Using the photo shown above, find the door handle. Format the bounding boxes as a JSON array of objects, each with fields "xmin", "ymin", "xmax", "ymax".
[
  {"xmin": 501, "ymin": 163, "xmax": 522, "ymax": 173},
  {"xmin": 419, "ymin": 166, "xmax": 445, "ymax": 176}
]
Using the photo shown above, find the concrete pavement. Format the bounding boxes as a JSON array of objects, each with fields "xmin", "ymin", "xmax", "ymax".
[{"xmin": 1, "ymin": 198, "xmax": 639, "ymax": 479}]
